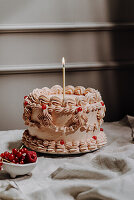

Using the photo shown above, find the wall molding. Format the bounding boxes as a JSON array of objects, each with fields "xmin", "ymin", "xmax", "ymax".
[
  {"xmin": 0, "ymin": 61, "xmax": 134, "ymax": 74},
  {"xmin": 0, "ymin": 22, "xmax": 134, "ymax": 33}
]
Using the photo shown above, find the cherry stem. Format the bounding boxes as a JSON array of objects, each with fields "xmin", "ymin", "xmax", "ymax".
[{"xmin": 19, "ymin": 144, "xmax": 24, "ymax": 150}]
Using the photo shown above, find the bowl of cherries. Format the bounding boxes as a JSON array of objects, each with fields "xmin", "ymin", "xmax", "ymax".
[{"xmin": 0, "ymin": 147, "xmax": 37, "ymax": 178}]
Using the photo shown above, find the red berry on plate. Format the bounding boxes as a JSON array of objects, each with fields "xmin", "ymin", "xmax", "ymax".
[
  {"xmin": 77, "ymin": 107, "xmax": 82, "ymax": 112},
  {"xmin": 20, "ymin": 160, "xmax": 24, "ymax": 164},
  {"xmin": 101, "ymin": 102, "xmax": 104, "ymax": 106},
  {"xmin": 19, "ymin": 149, "xmax": 25, "ymax": 154},
  {"xmin": 42, "ymin": 104, "xmax": 46, "ymax": 110},
  {"xmin": 9, "ymin": 154, "xmax": 15, "ymax": 161},
  {"xmin": 92, "ymin": 136, "xmax": 97, "ymax": 140},
  {"xmin": 12, "ymin": 148, "xmax": 18, "ymax": 156},
  {"xmin": 22, "ymin": 148, "xmax": 28, "ymax": 154},
  {"xmin": 21, "ymin": 155, "xmax": 26, "ymax": 161},
  {"xmin": 0, "ymin": 161, "xmax": 3, "ymax": 167},
  {"xmin": 12, "ymin": 160, "xmax": 16, "ymax": 163},
  {"xmin": 4, "ymin": 152, "xmax": 10, "ymax": 160},
  {"xmin": 4, "ymin": 151, "xmax": 10, "ymax": 158},
  {"xmin": 17, "ymin": 152, "xmax": 22, "ymax": 159},
  {"xmin": 24, "ymin": 96, "xmax": 28, "ymax": 99},
  {"xmin": 15, "ymin": 157, "xmax": 19, "ymax": 163},
  {"xmin": 26, "ymin": 151, "xmax": 37, "ymax": 163},
  {"xmin": 60, "ymin": 140, "xmax": 64, "ymax": 145},
  {"xmin": 0, "ymin": 153, "xmax": 5, "ymax": 158},
  {"xmin": 24, "ymin": 101, "xmax": 28, "ymax": 106},
  {"xmin": 100, "ymin": 128, "xmax": 103, "ymax": 131}
]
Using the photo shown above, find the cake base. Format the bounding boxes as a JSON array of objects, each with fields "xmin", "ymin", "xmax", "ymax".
[{"xmin": 22, "ymin": 130, "xmax": 107, "ymax": 154}]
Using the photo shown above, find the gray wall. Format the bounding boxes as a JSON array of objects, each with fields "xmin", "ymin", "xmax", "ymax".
[{"xmin": 0, "ymin": 0, "xmax": 134, "ymax": 130}]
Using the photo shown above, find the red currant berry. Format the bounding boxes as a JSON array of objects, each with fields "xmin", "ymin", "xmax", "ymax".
[
  {"xmin": 9, "ymin": 154, "xmax": 15, "ymax": 161},
  {"xmin": 4, "ymin": 152, "xmax": 10, "ymax": 158},
  {"xmin": 77, "ymin": 107, "xmax": 82, "ymax": 112},
  {"xmin": 21, "ymin": 155, "xmax": 25, "ymax": 161},
  {"xmin": 42, "ymin": 104, "xmax": 46, "ymax": 110},
  {"xmin": 12, "ymin": 148, "xmax": 18, "ymax": 156},
  {"xmin": 22, "ymin": 148, "xmax": 28, "ymax": 154},
  {"xmin": 20, "ymin": 160, "xmax": 24, "ymax": 164},
  {"xmin": 24, "ymin": 101, "xmax": 28, "ymax": 106},
  {"xmin": 92, "ymin": 136, "xmax": 97, "ymax": 140},
  {"xmin": 60, "ymin": 140, "xmax": 64, "ymax": 145},
  {"xmin": 17, "ymin": 152, "xmax": 22, "ymax": 159},
  {"xmin": 24, "ymin": 96, "xmax": 28, "ymax": 99},
  {"xmin": 15, "ymin": 157, "xmax": 19, "ymax": 163},
  {"xmin": 0, "ymin": 153, "xmax": 5, "ymax": 158},
  {"xmin": 19, "ymin": 149, "xmax": 25, "ymax": 154},
  {"xmin": 12, "ymin": 160, "xmax": 16, "ymax": 163},
  {"xmin": 101, "ymin": 102, "xmax": 104, "ymax": 106},
  {"xmin": 100, "ymin": 128, "xmax": 103, "ymax": 131}
]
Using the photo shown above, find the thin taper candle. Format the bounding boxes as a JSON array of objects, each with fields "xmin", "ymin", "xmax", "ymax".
[{"xmin": 62, "ymin": 57, "xmax": 65, "ymax": 99}]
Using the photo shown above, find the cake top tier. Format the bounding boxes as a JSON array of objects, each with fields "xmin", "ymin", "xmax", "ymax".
[
  {"xmin": 23, "ymin": 85, "xmax": 106, "ymax": 132},
  {"xmin": 25, "ymin": 85, "xmax": 102, "ymax": 106}
]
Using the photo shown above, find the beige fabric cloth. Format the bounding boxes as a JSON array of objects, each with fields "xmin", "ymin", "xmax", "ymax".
[{"xmin": 0, "ymin": 115, "xmax": 134, "ymax": 200}]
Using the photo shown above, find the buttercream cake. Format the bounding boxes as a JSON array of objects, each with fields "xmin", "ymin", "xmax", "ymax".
[{"xmin": 22, "ymin": 85, "xmax": 107, "ymax": 154}]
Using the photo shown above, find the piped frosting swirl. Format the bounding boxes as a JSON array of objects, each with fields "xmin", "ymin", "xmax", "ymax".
[{"xmin": 23, "ymin": 85, "xmax": 106, "ymax": 133}]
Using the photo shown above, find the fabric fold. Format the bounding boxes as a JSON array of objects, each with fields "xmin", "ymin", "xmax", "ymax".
[
  {"xmin": 51, "ymin": 162, "xmax": 118, "ymax": 180},
  {"xmin": 0, "ymin": 181, "xmax": 26, "ymax": 200}
]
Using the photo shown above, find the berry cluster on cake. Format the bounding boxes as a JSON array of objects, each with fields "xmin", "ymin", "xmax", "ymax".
[{"xmin": 22, "ymin": 85, "xmax": 106, "ymax": 154}]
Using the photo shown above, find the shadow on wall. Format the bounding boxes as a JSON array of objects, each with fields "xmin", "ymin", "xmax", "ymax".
[
  {"xmin": 106, "ymin": 0, "xmax": 134, "ymax": 23},
  {"xmin": 92, "ymin": 0, "xmax": 134, "ymax": 121}
]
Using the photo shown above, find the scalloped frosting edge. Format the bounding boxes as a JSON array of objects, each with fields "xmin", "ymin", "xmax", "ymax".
[{"xmin": 22, "ymin": 129, "xmax": 107, "ymax": 154}]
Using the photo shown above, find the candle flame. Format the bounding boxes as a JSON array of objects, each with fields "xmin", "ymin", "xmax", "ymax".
[{"xmin": 62, "ymin": 57, "xmax": 65, "ymax": 66}]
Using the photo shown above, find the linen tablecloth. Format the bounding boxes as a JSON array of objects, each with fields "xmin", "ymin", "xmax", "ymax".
[{"xmin": 0, "ymin": 115, "xmax": 134, "ymax": 200}]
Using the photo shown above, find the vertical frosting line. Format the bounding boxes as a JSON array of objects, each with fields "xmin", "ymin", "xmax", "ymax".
[{"xmin": 62, "ymin": 57, "xmax": 65, "ymax": 99}]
